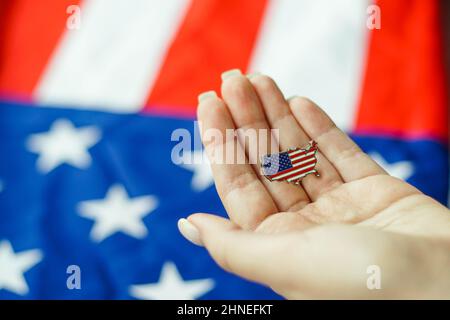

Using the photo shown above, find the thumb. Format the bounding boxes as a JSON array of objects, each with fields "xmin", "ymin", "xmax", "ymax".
[
  {"xmin": 179, "ymin": 213, "xmax": 296, "ymax": 288},
  {"xmin": 179, "ymin": 215, "xmax": 402, "ymax": 299}
]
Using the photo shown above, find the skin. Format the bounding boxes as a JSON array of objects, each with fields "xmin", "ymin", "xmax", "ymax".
[{"xmin": 184, "ymin": 71, "xmax": 450, "ymax": 299}]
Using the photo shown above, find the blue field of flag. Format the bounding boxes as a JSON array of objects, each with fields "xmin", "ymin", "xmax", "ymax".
[
  {"xmin": 0, "ymin": 101, "xmax": 447, "ymax": 299},
  {"xmin": 0, "ymin": 101, "xmax": 281, "ymax": 299}
]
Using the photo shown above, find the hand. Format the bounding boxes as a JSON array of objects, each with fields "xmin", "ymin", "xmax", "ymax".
[{"xmin": 178, "ymin": 70, "xmax": 450, "ymax": 299}]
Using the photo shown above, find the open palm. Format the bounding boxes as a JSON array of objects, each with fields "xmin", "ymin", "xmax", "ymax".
[{"xmin": 179, "ymin": 70, "xmax": 450, "ymax": 299}]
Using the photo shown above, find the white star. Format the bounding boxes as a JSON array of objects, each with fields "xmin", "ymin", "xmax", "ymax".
[
  {"xmin": 0, "ymin": 241, "xmax": 42, "ymax": 296},
  {"xmin": 129, "ymin": 262, "xmax": 214, "ymax": 300},
  {"xmin": 78, "ymin": 184, "xmax": 158, "ymax": 242},
  {"xmin": 178, "ymin": 150, "xmax": 214, "ymax": 192},
  {"xmin": 370, "ymin": 152, "xmax": 414, "ymax": 181},
  {"xmin": 27, "ymin": 119, "xmax": 101, "ymax": 173}
]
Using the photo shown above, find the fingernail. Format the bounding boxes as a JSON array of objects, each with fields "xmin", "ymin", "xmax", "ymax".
[
  {"xmin": 287, "ymin": 95, "xmax": 299, "ymax": 102},
  {"xmin": 246, "ymin": 71, "xmax": 262, "ymax": 79},
  {"xmin": 198, "ymin": 91, "xmax": 217, "ymax": 103},
  {"xmin": 178, "ymin": 218, "xmax": 203, "ymax": 246},
  {"xmin": 221, "ymin": 69, "xmax": 242, "ymax": 81}
]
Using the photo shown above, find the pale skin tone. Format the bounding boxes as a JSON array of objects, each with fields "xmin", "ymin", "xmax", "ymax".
[{"xmin": 178, "ymin": 70, "xmax": 450, "ymax": 299}]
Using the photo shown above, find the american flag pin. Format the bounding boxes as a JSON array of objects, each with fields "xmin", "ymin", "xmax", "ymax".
[{"xmin": 260, "ymin": 140, "xmax": 320, "ymax": 185}]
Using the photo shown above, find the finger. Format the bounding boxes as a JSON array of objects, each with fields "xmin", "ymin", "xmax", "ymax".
[
  {"xmin": 288, "ymin": 97, "xmax": 386, "ymax": 181},
  {"xmin": 186, "ymin": 214, "xmax": 378, "ymax": 299},
  {"xmin": 197, "ymin": 91, "xmax": 277, "ymax": 229},
  {"xmin": 187, "ymin": 214, "xmax": 406, "ymax": 299},
  {"xmin": 248, "ymin": 74, "xmax": 344, "ymax": 200},
  {"xmin": 220, "ymin": 70, "xmax": 310, "ymax": 212},
  {"xmin": 187, "ymin": 213, "xmax": 299, "ymax": 287}
]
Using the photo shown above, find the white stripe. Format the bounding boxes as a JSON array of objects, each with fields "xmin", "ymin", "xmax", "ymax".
[
  {"xmin": 35, "ymin": 0, "xmax": 190, "ymax": 113},
  {"xmin": 287, "ymin": 170, "xmax": 315, "ymax": 182},
  {"xmin": 272, "ymin": 162, "xmax": 316, "ymax": 180},
  {"xmin": 291, "ymin": 156, "xmax": 316, "ymax": 168},
  {"xmin": 249, "ymin": 0, "xmax": 369, "ymax": 131},
  {"xmin": 288, "ymin": 149, "xmax": 314, "ymax": 157},
  {"xmin": 290, "ymin": 151, "xmax": 315, "ymax": 162}
]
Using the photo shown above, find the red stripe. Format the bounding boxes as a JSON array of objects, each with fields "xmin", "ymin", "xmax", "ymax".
[
  {"xmin": 355, "ymin": 0, "xmax": 448, "ymax": 141},
  {"xmin": 271, "ymin": 158, "xmax": 317, "ymax": 179},
  {"xmin": 288, "ymin": 149, "xmax": 308, "ymax": 157},
  {"xmin": 143, "ymin": 0, "xmax": 269, "ymax": 116},
  {"xmin": 288, "ymin": 147, "xmax": 317, "ymax": 158},
  {"xmin": 286, "ymin": 169, "xmax": 316, "ymax": 181},
  {"xmin": 279, "ymin": 163, "xmax": 317, "ymax": 181},
  {"xmin": 0, "ymin": 0, "xmax": 80, "ymax": 100},
  {"xmin": 290, "ymin": 154, "xmax": 315, "ymax": 165}
]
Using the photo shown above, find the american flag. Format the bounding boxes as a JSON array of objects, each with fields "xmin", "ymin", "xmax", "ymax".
[
  {"xmin": 261, "ymin": 141, "xmax": 319, "ymax": 184},
  {"xmin": 0, "ymin": 0, "xmax": 448, "ymax": 300}
]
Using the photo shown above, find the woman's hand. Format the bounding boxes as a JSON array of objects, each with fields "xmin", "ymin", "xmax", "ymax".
[{"xmin": 178, "ymin": 69, "xmax": 450, "ymax": 299}]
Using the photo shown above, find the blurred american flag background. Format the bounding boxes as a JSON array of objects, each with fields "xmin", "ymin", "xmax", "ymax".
[{"xmin": 0, "ymin": 0, "xmax": 448, "ymax": 299}]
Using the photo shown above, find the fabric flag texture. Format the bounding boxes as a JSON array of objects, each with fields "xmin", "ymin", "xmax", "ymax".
[{"xmin": 0, "ymin": 0, "xmax": 448, "ymax": 299}]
